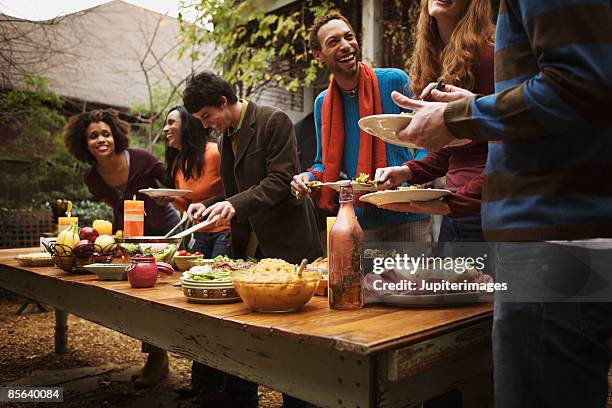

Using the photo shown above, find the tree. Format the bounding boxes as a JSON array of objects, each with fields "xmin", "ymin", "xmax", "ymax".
[
  {"xmin": 130, "ymin": 13, "xmax": 211, "ymax": 154},
  {"xmin": 0, "ymin": 76, "xmax": 90, "ymax": 208},
  {"xmin": 0, "ymin": 13, "xmax": 84, "ymax": 90},
  {"xmin": 178, "ymin": 0, "xmax": 341, "ymax": 98}
]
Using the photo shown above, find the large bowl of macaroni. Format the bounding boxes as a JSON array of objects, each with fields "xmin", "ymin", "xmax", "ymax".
[{"xmin": 231, "ymin": 258, "xmax": 322, "ymax": 312}]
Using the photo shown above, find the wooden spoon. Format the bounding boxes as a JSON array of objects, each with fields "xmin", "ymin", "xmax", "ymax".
[{"xmin": 296, "ymin": 258, "xmax": 308, "ymax": 278}]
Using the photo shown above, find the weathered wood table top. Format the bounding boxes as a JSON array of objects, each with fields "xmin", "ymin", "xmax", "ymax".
[{"xmin": 0, "ymin": 247, "xmax": 494, "ymax": 407}]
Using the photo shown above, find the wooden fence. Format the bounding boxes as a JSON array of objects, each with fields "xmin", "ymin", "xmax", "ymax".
[{"xmin": 0, "ymin": 209, "xmax": 54, "ymax": 248}]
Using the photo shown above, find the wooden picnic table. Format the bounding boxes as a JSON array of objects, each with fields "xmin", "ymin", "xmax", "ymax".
[{"xmin": 0, "ymin": 248, "xmax": 494, "ymax": 408}]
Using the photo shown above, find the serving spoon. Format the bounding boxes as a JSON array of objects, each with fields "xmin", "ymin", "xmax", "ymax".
[{"xmin": 163, "ymin": 212, "xmax": 189, "ymax": 238}]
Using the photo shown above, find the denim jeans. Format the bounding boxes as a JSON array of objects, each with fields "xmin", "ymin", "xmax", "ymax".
[
  {"xmin": 437, "ymin": 215, "xmax": 484, "ymax": 242},
  {"xmin": 190, "ymin": 230, "xmax": 230, "ymax": 258},
  {"xmin": 493, "ymin": 243, "xmax": 612, "ymax": 408}
]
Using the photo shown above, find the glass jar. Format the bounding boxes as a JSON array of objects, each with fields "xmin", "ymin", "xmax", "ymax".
[
  {"xmin": 328, "ymin": 181, "xmax": 364, "ymax": 310},
  {"xmin": 127, "ymin": 255, "xmax": 158, "ymax": 288}
]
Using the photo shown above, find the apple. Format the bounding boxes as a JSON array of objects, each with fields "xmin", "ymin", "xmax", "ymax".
[
  {"xmin": 73, "ymin": 239, "xmax": 94, "ymax": 257},
  {"xmin": 79, "ymin": 226, "xmax": 99, "ymax": 243}
]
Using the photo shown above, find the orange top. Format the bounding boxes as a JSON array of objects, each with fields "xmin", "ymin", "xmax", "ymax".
[{"xmin": 173, "ymin": 142, "xmax": 228, "ymax": 233}]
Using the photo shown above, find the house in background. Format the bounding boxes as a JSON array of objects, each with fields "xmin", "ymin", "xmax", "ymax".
[{"xmin": 0, "ymin": 0, "xmax": 215, "ymax": 112}]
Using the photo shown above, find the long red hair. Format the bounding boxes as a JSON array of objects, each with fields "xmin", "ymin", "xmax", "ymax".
[{"xmin": 409, "ymin": 0, "xmax": 495, "ymax": 96}]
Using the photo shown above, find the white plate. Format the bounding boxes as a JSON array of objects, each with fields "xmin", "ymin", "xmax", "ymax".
[
  {"xmin": 358, "ymin": 114, "xmax": 471, "ymax": 148},
  {"xmin": 359, "ymin": 189, "xmax": 452, "ymax": 205},
  {"xmin": 83, "ymin": 263, "xmax": 130, "ymax": 280},
  {"xmin": 138, "ymin": 188, "xmax": 192, "ymax": 198},
  {"xmin": 358, "ymin": 114, "xmax": 416, "ymax": 146},
  {"xmin": 307, "ymin": 181, "xmax": 377, "ymax": 193}
]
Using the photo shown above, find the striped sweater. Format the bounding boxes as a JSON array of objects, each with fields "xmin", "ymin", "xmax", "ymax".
[{"xmin": 444, "ymin": 0, "xmax": 612, "ymax": 241}]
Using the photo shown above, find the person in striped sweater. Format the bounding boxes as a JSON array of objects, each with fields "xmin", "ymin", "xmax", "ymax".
[
  {"xmin": 391, "ymin": 1, "xmax": 612, "ymax": 407},
  {"xmin": 291, "ymin": 13, "xmax": 431, "ymax": 243}
]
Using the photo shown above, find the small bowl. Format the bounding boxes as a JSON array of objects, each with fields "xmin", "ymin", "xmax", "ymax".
[
  {"xmin": 231, "ymin": 271, "xmax": 322, "ymax": 312},
  {"xmin": 181, "ymin": 279, "xmax": 241, "ymax": 304},
  {"xmin": 116, "ymin": 236, "xmax": 182, "ymax": 263},
  {"xmin": 173, "ymin": 254, "xmax": 203, "ymax": 271}
]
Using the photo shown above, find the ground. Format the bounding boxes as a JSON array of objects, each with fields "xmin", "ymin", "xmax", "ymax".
[{"xmin": 0, "ymin": 290, "xmax": 283, "ymax": 408}]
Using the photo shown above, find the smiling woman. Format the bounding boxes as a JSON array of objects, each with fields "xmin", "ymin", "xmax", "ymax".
[
  {"xmin": 63, "ymin": 109, "xmax": 179, "ymax": 236},
  {"xmin": 63, "ymin": 108, "xmax": 181, "ymax": 388}
]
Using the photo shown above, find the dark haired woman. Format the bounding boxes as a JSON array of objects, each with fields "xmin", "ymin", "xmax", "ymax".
[
  {"xmin": 161, "ymin": 106, "xmax": 231, "ymax": 399},
  {"xmin": 64, "ymin": 108, "xmax": 178, "ymax": 388},
  {"xmin": 162, "ymin": 106, "xmax": 229, "ymax": 257}
]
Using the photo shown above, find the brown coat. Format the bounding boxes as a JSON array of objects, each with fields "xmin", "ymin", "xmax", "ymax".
[{"xmin": 214, "ymin": 101, "xmax": 322, "ymax": 264}]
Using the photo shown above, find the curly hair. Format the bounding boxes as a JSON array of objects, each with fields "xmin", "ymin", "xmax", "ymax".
[
  {"xmin": 183, "ymin": 71, "xmax": 238, "ymax": 114},
  {"xmin": 308, "ymin": 13, "xmax": 354, "ymax": 51},
  {"xmin": 409, "ymin": 0, "xmax": 495, "ymax": 97},
  {"xmin": 64, "ymin": 109, "xmax": 130, "ymax": 164},
  {"xmin": 164, "ymin": 106, "xmax": 210, "ymax": 185}
]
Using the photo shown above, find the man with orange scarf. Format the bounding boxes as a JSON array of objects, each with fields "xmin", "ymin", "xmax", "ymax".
[{"xmin": 291, "ymin": 13, "xmax": 430, "ymax": 242}]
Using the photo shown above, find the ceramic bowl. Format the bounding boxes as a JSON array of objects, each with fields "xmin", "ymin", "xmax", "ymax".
[
  {"xmin": 173, "ymin": 254, "xmax": 203, "ymax": 271},
  {"xmin": 181, "ymin": 279, "xmax": 241, "ymax": 304}
]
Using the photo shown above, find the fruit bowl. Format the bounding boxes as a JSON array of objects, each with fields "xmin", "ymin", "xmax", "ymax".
[
  {"xmin": 42, "ymin": 242, "xmax": 119, "ymax": 273},
  {"xmin": 116, "ymin": 236, "xmax": 182, "ymax": 263}
]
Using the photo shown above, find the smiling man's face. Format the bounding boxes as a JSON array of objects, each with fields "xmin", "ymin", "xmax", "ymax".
[
  {"xmin": 313, "ymin": 19, "xmax": 360, "ymax": 78},
  {"xmin": 193, "ymin": 96, "xmax": 233, "ymax": 132}
]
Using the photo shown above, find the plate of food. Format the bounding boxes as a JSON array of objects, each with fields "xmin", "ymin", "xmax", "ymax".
[
  {"xmin": 138, "ymin": 188, "xmax": 192, "ymax": 198},
  {"xmin": 359, "ymin": 186, "xmax": 451, "ymax": 206},
  {"xmin": 362, "ymin": 263, "xmax": 494, "ymax": 307},
  {"xmin": 306, "ymin": 173, "xmax": 378, "ymax": 192},
  {"xmin": 358, "ymin": 113, "xmax": 470, "ymax": 148}
]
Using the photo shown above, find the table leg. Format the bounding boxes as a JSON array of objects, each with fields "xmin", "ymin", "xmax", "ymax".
[{"xmin": 54, "ymin": 309, "xmax": 68, "ymax": 354}]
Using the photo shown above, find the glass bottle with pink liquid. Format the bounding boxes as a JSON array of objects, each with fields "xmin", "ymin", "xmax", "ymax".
[{"xmin": 328, "ymin": 181, "xmax": 364, "ymax": 310}]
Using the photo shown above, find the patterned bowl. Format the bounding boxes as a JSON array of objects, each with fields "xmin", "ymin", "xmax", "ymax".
[{"xmin": 180, "ymin": 279, "xmax": 241, "ymax": 304}]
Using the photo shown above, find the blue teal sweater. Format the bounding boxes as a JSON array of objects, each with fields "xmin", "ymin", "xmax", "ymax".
[
  {"xmin": 309, "ymin": 68, "xmax": 428, "ymax": 230},
  {"xmin": 444, "ymin": 0, "xmax": 612, "ymax": 241}
]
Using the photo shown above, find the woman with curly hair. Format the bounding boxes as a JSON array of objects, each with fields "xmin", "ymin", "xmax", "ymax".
[
  {"xmin": 63, "ymin": 108, "xmax": 179, "ymax": 388},
  {"xmin": 376, "ymin": 0, "xmax": 495, "ymax": 243},
  {"xmin": 64, "ymin": 109, "xmax": 180, "ymax": 236}
]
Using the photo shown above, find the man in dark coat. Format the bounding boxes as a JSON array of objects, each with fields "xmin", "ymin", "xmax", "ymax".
[
  {"xmin": 182, "ymin": 70, "xmax": 321, "ymax": 408},
  {"xmin": 184, "ymin": 71, "xmax": 322, "ymax": 265}
]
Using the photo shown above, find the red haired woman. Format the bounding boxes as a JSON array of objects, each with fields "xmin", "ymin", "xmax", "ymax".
[{"xmin": 376, "ymin": 0, "xmax": 495, "ymax": 243}]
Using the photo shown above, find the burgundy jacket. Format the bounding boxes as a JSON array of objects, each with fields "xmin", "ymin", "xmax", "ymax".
[
  {"xmin": 84, "ymin": 148, "xmax": 178, "ymax": 235},
  {"xmin": 404, "ymin": 45, "xmax": 494, "ymax": 218}
]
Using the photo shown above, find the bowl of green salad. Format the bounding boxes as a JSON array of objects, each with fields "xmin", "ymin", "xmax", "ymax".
[
  {"xmin": 116, "ymin": 236, "xmax": 182, "ymax": 264},
  {"xmin": 181, "ymin": 263, "xmax": 241, "ymax": 304}
]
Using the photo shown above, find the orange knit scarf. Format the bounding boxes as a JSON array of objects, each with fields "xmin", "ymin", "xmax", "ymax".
[{"xmin": 308, "ymin": 62, "xmax": 387, "ymax": 212}]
